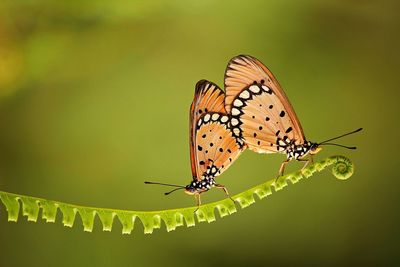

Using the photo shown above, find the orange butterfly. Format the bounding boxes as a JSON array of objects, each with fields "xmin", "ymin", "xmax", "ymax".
[
  {"xmin": 146, "ymin": 80, "xmax": 245, "ymax": 208},
  {"xmin": 224, "ymin": 55, "xmax": 362, "ymax": 176}
]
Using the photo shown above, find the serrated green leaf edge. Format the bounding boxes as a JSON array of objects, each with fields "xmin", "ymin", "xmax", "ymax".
[{"xmin": 0, "ymin": 155, "xmax": 353, "ymax": 235}]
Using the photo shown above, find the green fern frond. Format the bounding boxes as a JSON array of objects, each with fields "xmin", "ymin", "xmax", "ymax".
[{"xmin": 0, "ymin": 155, "xmax": 354, "ymax": 235}]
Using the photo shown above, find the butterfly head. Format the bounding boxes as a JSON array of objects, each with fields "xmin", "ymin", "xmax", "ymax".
[
  {"xmin": 184, "ymin": 184, "xmax": 197, "ymax": 195},
  {"xmin": 309, "ymin": 142, "xmax": 322, "ymax": 155}
]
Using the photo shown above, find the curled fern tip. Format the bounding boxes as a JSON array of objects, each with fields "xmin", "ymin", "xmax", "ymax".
[{"xmin": 331, "ymin": 155, "xmax": 354, "ymax": 180}]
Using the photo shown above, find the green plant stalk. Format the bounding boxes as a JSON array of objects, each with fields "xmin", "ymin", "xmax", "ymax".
[{"xmin": 0, "ymin": 155, "xmax": 353, "ymax": 235}]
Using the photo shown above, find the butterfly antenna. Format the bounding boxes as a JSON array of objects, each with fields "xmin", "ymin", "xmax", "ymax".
[
  {"xmin": 321, "ymin": 143, "xmax": 357, "ymax": 149},
  {"xmin": 164, "ymin": 187, "xmax": 184, "ymax": 195},
  {"xmin": 319, "ymin": 128, "xmax": 363, "ymax": 144},
  {"xmin": 144, "ymin": 181, "xmax": 185, "ymax": 188}
]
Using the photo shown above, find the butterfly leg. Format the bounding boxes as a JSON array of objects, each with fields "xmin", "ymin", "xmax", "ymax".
[
  {"xmin": 215, "ymin": 184, "xmax": 235, "ymax": 203},
  {"xmin": 194, "ymin": 194, "xmax": 201, "ymax": 213},
  {"xmin": 274, "ymin": 159, "xmax": 290, "ymax": 184},
  {"xmin": 278, "ymin": 159, "xmax": 290, "ymax": 177},
  {"xmin": 298, "ymin": 155, "xmax": 313, "ymax": 171}
]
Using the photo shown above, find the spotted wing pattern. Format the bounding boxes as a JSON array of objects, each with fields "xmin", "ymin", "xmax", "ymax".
[
  {"xmin": 190, "ymin": 80, "xmax": 243, "ymax": 181},
  {"xmin": 224, "ymin": 55, "xmax": 305, "ymax": 153}
]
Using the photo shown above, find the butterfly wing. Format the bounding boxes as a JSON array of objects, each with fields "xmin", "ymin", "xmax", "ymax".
[
  {"xmin": 224, "ymin": 55, "xmax": 305, "ymax": 153},
  {"xmin": 190, "ymin": 80, "xmax": 243, "ymax": 181}
]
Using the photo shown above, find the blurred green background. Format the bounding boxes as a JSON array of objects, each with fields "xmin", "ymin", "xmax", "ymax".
[{"xmin": 0, "ymin": 0, "xmax": 399, "ymax": 266}]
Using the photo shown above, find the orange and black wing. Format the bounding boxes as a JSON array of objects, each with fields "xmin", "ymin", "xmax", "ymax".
[
  {"xmin": 190, "ymin": 80, "xmax": 243, "ymax": 181},
  {"xmin": 224, "ymin": 55, "xmax": 305, "ymax": 153}
]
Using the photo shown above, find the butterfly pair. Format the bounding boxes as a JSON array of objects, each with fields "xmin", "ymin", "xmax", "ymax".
[{"xmin": 146, "ymin": 55, "xmax": 362, "ymax": 207}]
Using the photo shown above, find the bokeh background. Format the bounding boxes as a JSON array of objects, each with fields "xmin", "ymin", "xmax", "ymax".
[{"xmin": 0, "ymin": 1, "xmax": 399, "ymax": 266}]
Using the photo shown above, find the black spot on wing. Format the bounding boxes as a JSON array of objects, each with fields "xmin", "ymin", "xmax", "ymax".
[{"xmin": 285, "ymin": 127, "xmax": 293, "ymax": 133}]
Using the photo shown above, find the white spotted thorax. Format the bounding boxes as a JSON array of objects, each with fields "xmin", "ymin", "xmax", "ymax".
[
  {"xmin": 285, "ymin": 141, "xmax": 315, "ymax": 160},
  {"xmin": 185, "ymin": 174, "xmax": 217, "ymax": 194}
]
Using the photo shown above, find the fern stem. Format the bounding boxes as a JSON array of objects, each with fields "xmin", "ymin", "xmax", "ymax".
[{"xmin": 0, "ymin": 155, "xmax": 353, "ymax": 235}]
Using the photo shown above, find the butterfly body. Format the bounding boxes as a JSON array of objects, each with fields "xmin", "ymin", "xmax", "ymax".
[
  {"xmin": 285, "ymin": 141, "xmax": 319, "ymax": 160},
  {"xmin": 184, "ymin": 177, "xmax": 216, "ymax": 195}
]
